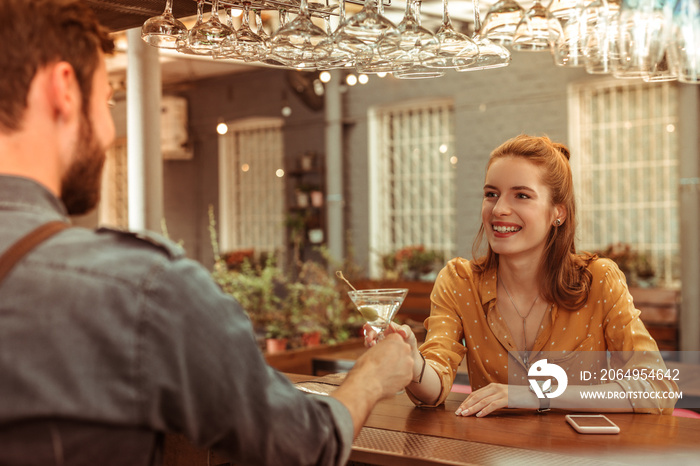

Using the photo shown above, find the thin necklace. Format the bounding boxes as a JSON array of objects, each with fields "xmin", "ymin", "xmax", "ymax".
[{"xmin": 500, "ymin": 276, "xmax": 539, "ymax": 356}]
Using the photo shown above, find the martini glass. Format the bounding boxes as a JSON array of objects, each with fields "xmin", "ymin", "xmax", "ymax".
[{"xmin": 348, "ymin": 288, "xmax": 408, "ymax": 338}]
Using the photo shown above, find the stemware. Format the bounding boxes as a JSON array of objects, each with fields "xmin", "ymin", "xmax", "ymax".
[
  {"xmin": 254, "ymin": 8, "xmax": 287, "ymax": 68},
  {"xmin": 269, "ymin": 0, "xmax": 332, "ymax": 69},
  {"xmin": 141, "ymin": 0, "xmax": 188, "ymax": 49},
  {"xmin": 552, "ymin": 0, "xmax": 587, "ymax": 67},
  {"xmin": 512, "ymin": 0, "xmax": 563, "ymax": 52},
  {"xmin": 669, "ymin": 0, "xmax": 700, "ymax": 84},
  {"xmin": 643, "ymin": 49, "xmax": 678, "ymax": 81},
  {"xmin": 458, "ymin": 0, "xmax": 511, "ymax": 71},
  {"xmin": 614, "ymin": 0, "xmax": 668, "ymax": 79},
  {"xmin": 348, "ymin": 288, "xmax": 408, "ymax": 338},
  {"xmin": 479, "ymin": 0, "xmax": 525, "ymax": 45},
  {"xmin": 343, "ymin": 0, "xmax": 399, "ymax": 45},
  {"xmin": 185, "ymin": 0, "xmax": 234, "ymax": 56},
  {"xmin": 353, "ymin": 0, "xmax": 402, "ymax": 74},
  {"xmin": 176, "ymin": 0, "xmax": 205, "ymax": 55},
  {"xmin": 386, "ymin": 0, "xmax": 444, "ymax": 79},
  {"xmin": 548, "ymin": 0, "xmax": 584, "ymax": 21},
  {"xmin": 315, "ymin": 1, "xmax": 374, "ymax": 70},
  {"xmin": 217, "ymin": 7, "xmax": 239, "ymax": 58},
  {"xmin": 424, "ymin": 0, "xmax": 479, "ymax": 69},
  {"xmin": 583, "ymin": 0, "xmax": 621, "ymax": 74},
  {"xmin": 228, "ymin": 1, "xmax": 270, "ymax": 62}
]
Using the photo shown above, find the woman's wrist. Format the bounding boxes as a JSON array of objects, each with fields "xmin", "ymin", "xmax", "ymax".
[{"xmin": 411, "ymin": 351, "xmax": 426, "ymax": 384}]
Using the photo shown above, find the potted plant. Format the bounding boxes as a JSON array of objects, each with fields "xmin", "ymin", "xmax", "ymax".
[{"xmin": 381, "ymin": 245, "xmax": 444, "ymax": 281}]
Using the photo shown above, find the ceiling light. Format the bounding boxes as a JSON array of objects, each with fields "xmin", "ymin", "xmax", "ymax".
[
  {"xmin": 346, "ymin": 74, "xmax": 358, "ymax": 86},
  {"xmin": 319, "ymin": 71, "xmax": 332, "ymax": 83}
]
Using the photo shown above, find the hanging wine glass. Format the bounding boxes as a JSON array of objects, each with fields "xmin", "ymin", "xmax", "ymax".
[
  {"xmin": 548, "ymin": 0, "xmax": 584, "ymax": 21},
  {"xmin": 315, "ymin": 1, "xmax": 373, "ymax": 70},
  {"xmin": 643, "ymin": 49, "xmax": 678, "ymax": 81},
  {"xmin": 458, "ymin": 0, "xmax": 511, "ymax": 71},
  {"xmin": 512, "ymin": 0, "xmax": 562, "ymax": 52},
  {"xmin": 669, "ymin": 0, "xmax": 700, "ymax": 84},
  {"xmin": 254, "ymin": 8, "xmax": 289, "ymax": 68},
  {"xmin": 354, "ymin": 0, "xmax": 402, "ymax": 74},
  {"xmin": 343, "ymin": 0, "xmax": 399, "ymax": 45},
  {"xmin": 424, "ymin": 0, "xmax": 478, "ymax": 69},
  {"xmin": 614, "ymin": 0, "xmax": 668, "ymax": 79},
  {"xmin": 269, "ymin": 0, "xmax": 332, "ymax": 69},
  {"xmin": 552, "ymin": 0, "xmax": 587, "ymax": 67},
  {"xmin": 221, "ymin": 3, "xmax": 268, "ymax": 63},
  {"xmin": 185, "ymin": 0, "xmax": 233, "ymax": 56},
  {"xmin": 381, "ymin": 0, "xmax": 443, "ymax": 79},
  {"xmin": 217, "ymin": 7, "xmax": 238, "ymax": 58},
  {"xmin": 141, "ymin": 0, "xmax": 188, "ymax": 49},
  {"xmin": 176, "ymin": 0, "xmax": 205, "ymax": 55},
  {"xmin": 479, "ymin": 0, "xmax": 524, "ymax": 45},
  {"xmin": 583, "ymin": 0, "xmax": 621, "ymax": 74}
]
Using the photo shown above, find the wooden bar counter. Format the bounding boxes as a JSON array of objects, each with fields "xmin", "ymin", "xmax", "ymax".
[
  {"xmin": 292, "ymin": 374, "xmax": 700, "ymax": 466},
  {"xmin": 165, "ymin": 373, "xmax": 700, "ymax": 465}
]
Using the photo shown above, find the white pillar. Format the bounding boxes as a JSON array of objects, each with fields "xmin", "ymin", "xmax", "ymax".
[
  {"xmin": 126, "ymin": 27, "xmax": 163, "ymax": 233},
  {"xmin": 678, "ymin": 84, "xmax": 700, "ymax": 359},
  {"xmin": 325, "ymin": 71, "xmax": 344, "ymax": 264}
]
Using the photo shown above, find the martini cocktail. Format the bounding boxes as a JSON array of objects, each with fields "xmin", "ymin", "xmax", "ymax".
[{"xmin": 348, "ymin": 288, "xmax": 408, "ymax": 338}]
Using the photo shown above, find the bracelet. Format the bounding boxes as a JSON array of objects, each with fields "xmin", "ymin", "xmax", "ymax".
[{"xmin": 413, "ymin": 352, "xmax": 426, "ymax": 384}]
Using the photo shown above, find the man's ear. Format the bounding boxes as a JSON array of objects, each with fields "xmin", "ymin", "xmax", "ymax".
[{"xmin": 48, "ymin": 62, "xmax": 80, "ymax": 121}]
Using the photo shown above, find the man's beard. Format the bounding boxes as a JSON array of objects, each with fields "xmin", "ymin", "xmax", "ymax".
[{"xmin": 60, "ymin": 112, "xmax": 107, "ymax": 216}]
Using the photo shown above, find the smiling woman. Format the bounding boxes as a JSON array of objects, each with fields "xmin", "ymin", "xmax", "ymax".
[{"xmin": 364, "ymin": 134, "xmax": 680, "ymax": 418}]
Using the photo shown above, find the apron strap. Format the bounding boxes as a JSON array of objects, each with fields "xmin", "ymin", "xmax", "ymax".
[{"xmin": 0, "ymin": 221, "xmax": 71, "ymax": 285}]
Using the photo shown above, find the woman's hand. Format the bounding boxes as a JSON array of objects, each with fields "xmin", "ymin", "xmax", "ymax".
[
  {"xmin": 363, "ymin": 322, "xmax": 425, "ymax": 382},
  {"xmin": 363, "ymin": 322, "xmax": 416, "ymax": 349},
  {"xmin": 455, "ymin": 384, "xmax": 537, "ymax": 417}
]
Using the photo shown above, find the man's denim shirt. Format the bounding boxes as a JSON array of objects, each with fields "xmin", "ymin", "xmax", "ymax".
[{"xmin": 0, "ymin": 175, "xmax": 352, "ymax": 465}]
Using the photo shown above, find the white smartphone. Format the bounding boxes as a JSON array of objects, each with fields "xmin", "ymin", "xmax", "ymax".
[{"xmin": 565, "ymin": 414, "xmax": 620, "ymax": 434}]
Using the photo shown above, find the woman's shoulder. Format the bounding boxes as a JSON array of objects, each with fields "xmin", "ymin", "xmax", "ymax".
[
  {"xmin": 440, "ymin": 257, "xmax": 490, "ymax": 282},
  {"xmin": 584, "ymin": 255, "xmax": 622, "ymax": 273},
  {"xmin": 581, "ymin": 255, "xmax": 628, "ymax": 287}
]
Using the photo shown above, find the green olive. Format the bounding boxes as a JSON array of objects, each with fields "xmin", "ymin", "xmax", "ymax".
[{"xmin": 358, "ymin": 306, "xmax": 379, "ymax": 321}]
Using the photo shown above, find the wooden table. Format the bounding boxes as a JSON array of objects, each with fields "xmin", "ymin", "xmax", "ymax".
[{"xmin": 291, "ymin": 374, "xmax": 700, "ymax": 466}]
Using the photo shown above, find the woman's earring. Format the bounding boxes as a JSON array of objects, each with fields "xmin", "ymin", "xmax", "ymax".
[{"xmin": 555, "ymin": 219, "xmax": 561, "ymax": 226}]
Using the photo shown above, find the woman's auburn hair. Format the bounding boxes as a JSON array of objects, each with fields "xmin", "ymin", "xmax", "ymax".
[{"xmin": 471, "ymin": 134, "xmax": 596, "ymax": 311}]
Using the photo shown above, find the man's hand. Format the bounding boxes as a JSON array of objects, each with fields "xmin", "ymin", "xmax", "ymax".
[
  {"xmin": 353, "ymin": 333, "xmax": 414, "ymax": 399},
  {"xmin": 331, "ymin": 333, "xmax": 413, "ymax": 437}
]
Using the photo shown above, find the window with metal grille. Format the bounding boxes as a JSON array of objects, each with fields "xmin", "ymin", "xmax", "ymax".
[
  {"xmin": 218, "ymin": 117, "xmax": 286, "ymax": 256},
  {"xmin": 569, "ymin": 79, "xmax": 679, "ymax": 287},
  {"xmin": 99, "ymin": 137, "xmax": 128, "ymax": 228},
  {"xmin": 368, "ymin": 99, "xmax": 456, "ymax": 278}
]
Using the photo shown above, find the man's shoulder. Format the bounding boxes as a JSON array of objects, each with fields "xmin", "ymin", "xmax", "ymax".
[{"xmin": 93, "ymin": 226, "xmax": 186, "ymax": 260}]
